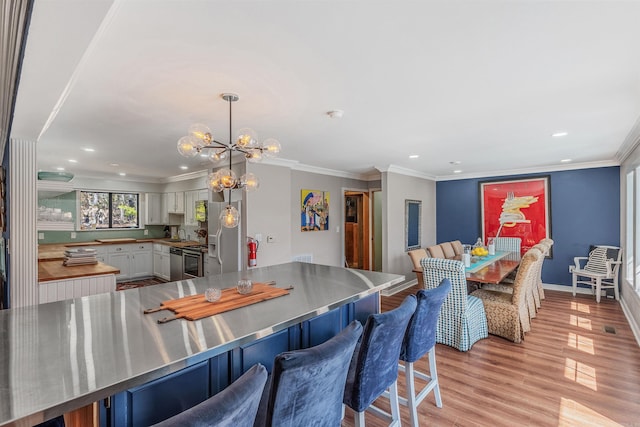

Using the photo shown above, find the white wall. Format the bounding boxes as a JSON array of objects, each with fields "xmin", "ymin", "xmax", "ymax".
[
  {"xmin": 382, "ymin": 171, "xmax": 436, "ymax": 279},
  {"xmin": 245, "ymin": 163, "xmax": 293, "ymax": 267},
  {"xmin": 619, "ymin": 146, "xmax": 640, "ymax": 341}
]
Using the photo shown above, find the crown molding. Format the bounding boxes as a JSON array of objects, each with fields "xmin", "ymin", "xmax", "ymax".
[
  {"xmin": 160, "ymin": 169, "xmax": 209, "ymax": 183},
  {"xmin": 375, "ymin": 165, "xmax": 437, "ymax": 181},
  {"xmin": 435, "ymin": 160, "xmax": 620, "ymax": 181},
  {"xmin": 263, "ymin": 157, "xmax": 376, "ymax": 180},
  {"xmin": 616, "ymin": 114, "xmax": 640, "ymax": 163}
]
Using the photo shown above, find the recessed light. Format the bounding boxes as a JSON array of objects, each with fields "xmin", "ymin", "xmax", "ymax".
[
  {"xmin": 449, "ymin": 161, "xmax": 461, "ymax": 165},
  {"xmin": 83, "ymin": 148, "xmax": 95, "ymax": 152},
  {"xmin": 56, "ymin": 167, "xmax": 65, "ymax": 171},
  {"xmin": 327, "ymin": 110, "xmax": 344, "ymax": 119},
  {"xmin": 552, "ymin": 132, "xmax": 568, "ymax": 137},
  {"xmin": 68, "ymin": 159, "xmax": 78, "ymax": 163},
  {"xmin": 109, "ymin": 163, "xmax": 119, "ymax": 167},
  {"xmin": 560, "ymin": 159, "xmax": 572, "ymax": 163},
  {"xmin": 409, "ymin": 154, "xmax": 419, "ymax": 159},
  {"xmin": 453, "ymin": 170, "xmax": 462, "ymax": 174},
  {"xmin": 180, "ymin": 166, "xmax": 188, "ymax": 170},
  {"xmin": 119, "ymin": 172, "xmax": 126, "ymax": 176}
]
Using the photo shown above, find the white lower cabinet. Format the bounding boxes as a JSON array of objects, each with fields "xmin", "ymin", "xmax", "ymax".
[
  {"xmin": 153, "ymin": 243, "xmax": 170, "ymax": 281},
  {"xmin": 107, "ymin": 243, "xmax": 153, "ymax": 282}
]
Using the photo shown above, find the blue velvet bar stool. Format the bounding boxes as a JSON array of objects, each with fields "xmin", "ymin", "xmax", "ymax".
[
  {"xmin": 254, "ymin": 320, "xmax": 363, "ymax": 427},
  {"xmin": 399, "ymin": 279, "xmax": 451, "ymax": 427},
  {"xmin": 151, "ymin": 363, "xmax": 267, "ymax": 427},
  {"xmin": 343, "ymin": 295, "xmax": 418, "ymax": 427}
]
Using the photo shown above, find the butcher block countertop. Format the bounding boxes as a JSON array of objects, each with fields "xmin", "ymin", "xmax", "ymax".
[
  {"xmin": 38, "ymin": 260, "xmax": 120, "ymax": 282},
  {"xmin": 38, "ymin": 239, "xmax": 202, "ymax": 261},
  {"xmin": 37, "ymin": 239, "xmax": 202, "ymax": 283}
]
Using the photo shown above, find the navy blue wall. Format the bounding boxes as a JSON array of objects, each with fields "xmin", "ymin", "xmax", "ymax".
[{"xmin": 436, "ymin": 167, "xmax": 620, "ymax": 286}]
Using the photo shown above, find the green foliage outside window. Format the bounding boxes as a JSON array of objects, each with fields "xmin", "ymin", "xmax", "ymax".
[{"xmin": 80, "ymin": 191, "xmax": 139, "ymax": 230}]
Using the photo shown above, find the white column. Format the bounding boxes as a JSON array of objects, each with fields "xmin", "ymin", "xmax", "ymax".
[{"xmin": 9, "ymin": 138, "xmax": 38, "ymax": 307}]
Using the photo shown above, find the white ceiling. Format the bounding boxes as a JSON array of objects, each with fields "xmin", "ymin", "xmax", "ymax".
[{"xmin": 10, "ymin": 0, "xmax": 640, "ymax": 182}]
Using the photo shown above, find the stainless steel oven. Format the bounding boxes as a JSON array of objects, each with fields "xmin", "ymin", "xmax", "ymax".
[{"xmin": 182, "ymin": 247, "xmax": 204, "ymax": 279}]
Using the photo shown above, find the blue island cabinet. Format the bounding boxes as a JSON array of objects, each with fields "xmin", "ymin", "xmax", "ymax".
[{"xmin": 102, "ymin": 293, "xmax": 379, "ymax": 427}]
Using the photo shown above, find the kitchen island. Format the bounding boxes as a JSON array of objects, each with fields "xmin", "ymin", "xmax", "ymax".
[{"xmin": 0, "ymin": 262, "xmax": 404, "ymax": 427}]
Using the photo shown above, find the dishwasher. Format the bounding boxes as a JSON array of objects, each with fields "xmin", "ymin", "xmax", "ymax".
[{"xmin": 169, "ymin": 247, "xmax": 183, "ymax": 281}]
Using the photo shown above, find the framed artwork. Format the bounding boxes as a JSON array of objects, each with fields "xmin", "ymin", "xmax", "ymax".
[
  {"xmin": 301, "ymin": 190, "xmax": 329, "ymax": 231},
  {"xmin": 405, "ymin": 199, "xmax": 421, "ymax": 251},
  {"xmin": 479, "ymin": 176, "xmax": 551, "ymax": 257}
]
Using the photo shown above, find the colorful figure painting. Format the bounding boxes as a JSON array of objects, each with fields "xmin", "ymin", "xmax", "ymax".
[{"xmin": 301, "ymin": 190, "xmax": 329, "ymax": 231}]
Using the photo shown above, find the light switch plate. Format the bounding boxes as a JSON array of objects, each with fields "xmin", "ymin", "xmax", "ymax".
[
  {"xmin": 144, "ymin": 229, "xmax": 149, "ymax": 235},
  {"xmin": 70, "ymin": 232, "xmax": 76, "ymax": 239},
  {"xmin": 38, "ymin": 233, "xmax": 44, "ymax": 240}
]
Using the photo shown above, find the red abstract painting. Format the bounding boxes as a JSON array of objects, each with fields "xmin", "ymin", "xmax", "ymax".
[{"xmin": 480, "ymin": 176, "xmax": 550, "ymax": 255}]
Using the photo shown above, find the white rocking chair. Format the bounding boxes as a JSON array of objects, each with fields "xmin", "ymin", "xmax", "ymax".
[{"xmin": 570, "ymin": 245, "xmax": 621, "ymax": 303}]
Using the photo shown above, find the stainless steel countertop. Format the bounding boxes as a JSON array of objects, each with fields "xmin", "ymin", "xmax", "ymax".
[{"xmin": 0, "ymin": 262, "xmax": 404, "ymax": 426}]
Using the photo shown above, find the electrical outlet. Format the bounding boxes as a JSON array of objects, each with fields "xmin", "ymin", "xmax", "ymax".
[
  {"xmin": 267, "ymin": 235, "xmax": 275, "ymax": 243},
  {"xmin": 38, "ymin": 233, "xmax": 44, "ymax": 240},
  {"xmin": 144, "ymin": 229, "xmax": 149, "ymax": 235},
  {"xmin": 70, "ymin": 232, "xmax": 76, "ymax": 239}
]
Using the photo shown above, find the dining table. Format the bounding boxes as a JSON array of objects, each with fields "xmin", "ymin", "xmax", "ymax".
[{"xmin": 412, "ymin": 250, "xmax": 521, "ymax": 288}]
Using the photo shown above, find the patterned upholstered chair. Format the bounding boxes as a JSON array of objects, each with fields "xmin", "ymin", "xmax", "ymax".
[
  {"xmin": 451, "ymin": 240, "xmax": 464, "ymax": 256},
  {"xmin": 570, "ymin": 245, "xmax": 621, "ymax": 303},
  {"xmin": 407, "ymin": 248, "xmax": 429, "ymax": 287},
  {"xmin": 427, "ymin": 245, "xmax": 446, "ymax": 259},
  {"xmin": 439, "ymin": 242, "xmax": 456, "ymax": 258},
  {"xmin": 420, "ymin": 258, "xmax": 488, "ymax": 351},
  {"xmin": 538, "ymin": 238, "xmax": 554, "ymax": 300},
  {"xmin": 471, "ymin": 248, "xmax": 541, "ymax": 343}
]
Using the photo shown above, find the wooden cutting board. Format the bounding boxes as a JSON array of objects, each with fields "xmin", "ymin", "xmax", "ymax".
[{"xmin": 144, "ymin": 282, "xmax": 292, "ymax": 323}]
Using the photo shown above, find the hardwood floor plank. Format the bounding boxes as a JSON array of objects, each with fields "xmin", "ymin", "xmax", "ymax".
[{"xmin": 341, "ymin": 287, "xmax": 640, "ymax": 427}]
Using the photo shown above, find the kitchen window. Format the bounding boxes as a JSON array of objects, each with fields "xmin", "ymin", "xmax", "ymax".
[{"xmin": 79, "ymin": 191, "xmax": 139, "ymax": 230}]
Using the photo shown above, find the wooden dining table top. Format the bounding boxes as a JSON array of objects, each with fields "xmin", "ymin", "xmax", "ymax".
[{"xmin": 412, "ymin": 252, "xmax": 521, "ymax": 285}]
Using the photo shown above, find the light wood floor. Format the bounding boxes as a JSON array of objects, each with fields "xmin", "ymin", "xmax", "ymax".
[{"xmin": 342, "ymin": 287, "xmax": 640, "ymax": 427}]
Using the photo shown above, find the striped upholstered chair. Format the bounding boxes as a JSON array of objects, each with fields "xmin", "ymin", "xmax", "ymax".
[
  {"xmin": 420, "ymin": 258, "xmax": 488, "ymax": 351},
  {"xmin": 471, "ymin": 248, "xmax": 541, "ymax": 343}
]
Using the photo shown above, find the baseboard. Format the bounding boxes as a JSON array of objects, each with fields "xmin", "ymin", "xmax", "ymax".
[{"xmin": 381, "ymin": 279, "xmax": 418, "ymax": 296}]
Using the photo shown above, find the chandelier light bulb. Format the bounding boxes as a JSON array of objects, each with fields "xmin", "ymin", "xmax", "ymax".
[
  {"xmin": 189, "ymin": 123, "xmax": 213, "ymax": 145},
  {"xmin": 217, "ymin": 168, "xmax": 237, "ymax": 188},
  {"xmin": 220, "ymin": 204, "xmax": 239, "ymax": 228},
  {"xmin": 262, "ymin": 138, "xmax": 281, "ymax": 158},
  {"xmin": 246, "ymin": 149, "xmax": 263, "ymax": 163},
  {"xmin": 241, "ymin": 173, "xmax": 259, "ymax": 192},
  {"xmin": 236, "ymin": 128, "xmax": 258, "ymax": 148},
  {"xmin": 206, "ymin": 148, "xmax": 228, "ymax": 163},
  {"xmin": 177, "ymin": 135, "xmax": 199, "ymax": 158}
]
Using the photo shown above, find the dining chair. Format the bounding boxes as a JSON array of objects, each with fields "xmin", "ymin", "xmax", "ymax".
[
  {"xmin": 151, "ymin": 363, "xmax": 268, "ymax": 427},
  {"xmin": 427, "ymin": 245, "xmax": 446, "ymax": 259},
  {"xmin": 538, "ymin": 238, "xmax": 554, "ymax": 300},
  {"xmin": 398, "ymin": 279, "xmax": 451, "ymax": 427},
  {"xmin": 34, "ymin": 416, "xmax": 65, "ymax": 427},
  {"xmin": 439, "ymin": 242, "xmax": 456, "ymax": 258},
  {"xmin": 407, "ymin": 248, "xmax": 429, "ymax": 287},
  {"xmin": 451, "ymin": 240, "xmax": 464, "ymax": 256},
  {"xmin": 471, "ymin": 248, "xmax": 541, "ymax": 343},
  {"xmin": 255, "ymin": 320, "xmax": 363, "ymax": 427},
  {"xmin": 494, "ymin": 237, "xmax": 521, "ymax": 254},
  {"xmin": 570, "ymin": 245, "xmax": 621, "ymax": 303},
  {"xmin": 420, "ymin": 258, "xmax": 488, "ymax": 351},
  {"xmin": 343, "ymin": 295, "xmax": 417, "ymax": 427}
]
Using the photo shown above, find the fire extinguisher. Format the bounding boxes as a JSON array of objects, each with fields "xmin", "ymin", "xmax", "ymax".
[{"xmin": 247, "ymin": 237, "xmax": 259, "ymax": 267}]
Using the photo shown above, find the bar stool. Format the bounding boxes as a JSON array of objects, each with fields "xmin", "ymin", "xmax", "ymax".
[
  {"xmin": 398, "ymin": 279, "xmax": 451, "ymax": 427},
  {"xmin": 151, "ymin": 363, "xmax": 267, "ymax": 427},
  {"xmin": 343, "ymin": 295, "xmax": 417, "ymax": 427},
  {"xmin": 255, "ymin": 320, "xmax": 363, "ymax": 427}
]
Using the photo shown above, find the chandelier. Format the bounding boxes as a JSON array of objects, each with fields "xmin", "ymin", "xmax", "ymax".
[{"xmin": 177, "ymin": 93, "xmax": 280, "ymax": 228}]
